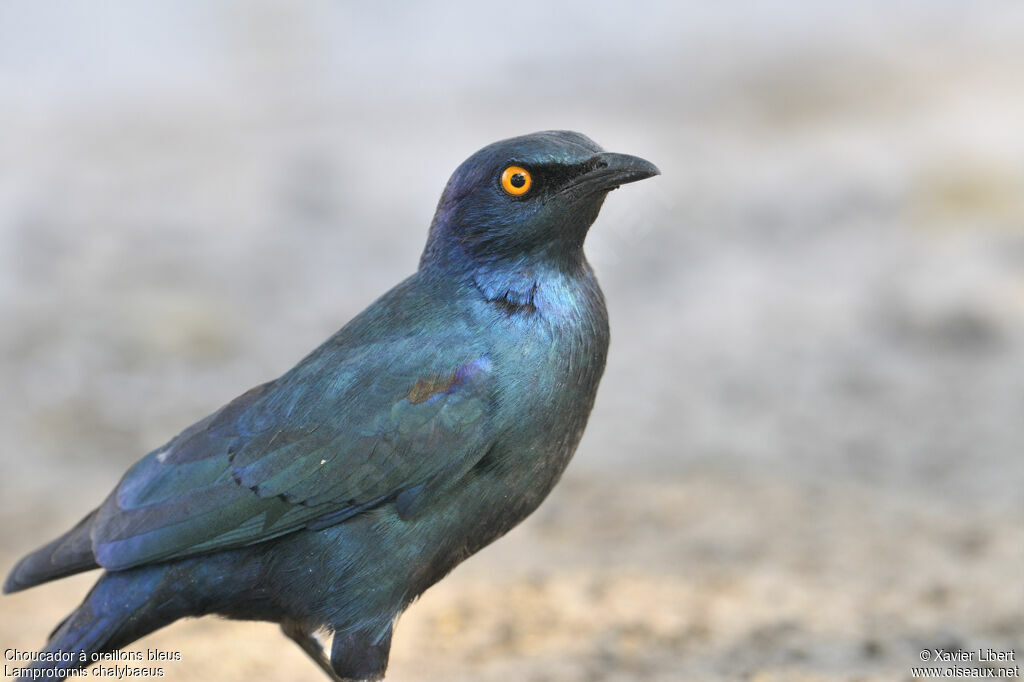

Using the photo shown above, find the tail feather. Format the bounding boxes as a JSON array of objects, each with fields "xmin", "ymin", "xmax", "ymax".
[
  {"xmin": 12, "ymin": 606, "xmax": 121, "ymax": 681},
  {"xmin": 4, "ymin": 510, "xmax": 100, "ymax": 594},
  {"xmin": 13, "ymin": 564, "xmax": 174, "ymax": 681}
]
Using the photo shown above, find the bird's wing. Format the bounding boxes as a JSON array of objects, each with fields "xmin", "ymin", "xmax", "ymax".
[{"xmin": 91, "ymin": 334, "xmax": 496, "ymax": 571}]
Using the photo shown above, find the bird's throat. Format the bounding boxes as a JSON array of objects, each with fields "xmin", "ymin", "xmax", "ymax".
[{"xmin": 472, "ymin": 263, "xmax": 540, "ymax": 315}]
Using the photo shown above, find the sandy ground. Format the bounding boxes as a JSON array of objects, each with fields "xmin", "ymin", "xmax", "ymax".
[
  {"xmin": 3, "ymin": 473, "xmax": 1022, "ymax": 681},
  {"xmin": 2, "ymin": 3, "xmax": 1023, "ymax": 681}
]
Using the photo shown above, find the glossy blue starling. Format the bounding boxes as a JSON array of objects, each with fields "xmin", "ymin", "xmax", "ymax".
[{"xmin": 5, "ymin": 131, "xmax": 659, "ymax": 681}]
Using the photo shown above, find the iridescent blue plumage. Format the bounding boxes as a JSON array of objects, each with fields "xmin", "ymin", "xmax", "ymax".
[{"xmin": 4, "ymin": 131, "xmax": 658, "ymax": 681}]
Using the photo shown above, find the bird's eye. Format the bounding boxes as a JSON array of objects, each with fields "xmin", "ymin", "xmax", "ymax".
[{"xmin": 500, "ymin": 166, "xmax": 532, "ymax": 196}]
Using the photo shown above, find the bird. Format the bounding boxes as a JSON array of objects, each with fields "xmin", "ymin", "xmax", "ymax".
[{"xmin": 4, "ymin": 130, "xmax": 658, "ymax": 681}]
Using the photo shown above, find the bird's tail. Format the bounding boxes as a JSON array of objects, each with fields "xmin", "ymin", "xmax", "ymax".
[
  {"xmin": 10, "ymin": 565, "xmax": 174, "ymax": 681},
  {"xmin": 4, "ymin": 510, "xmax": 100, "ymax": 594},
  {"xmin": 11, "ymin": 608, "xmax": 116, "ymax": 681}
]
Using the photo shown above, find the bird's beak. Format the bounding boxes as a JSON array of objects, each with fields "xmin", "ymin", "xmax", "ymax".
[{"xmin": 562, "ymin": 152, "xmax": 660, "ymax": 197}]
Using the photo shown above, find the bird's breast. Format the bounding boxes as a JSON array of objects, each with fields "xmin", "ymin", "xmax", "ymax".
[{"xmin": 483, "ymin": 269, "xmax": 609, "ymax": 462}]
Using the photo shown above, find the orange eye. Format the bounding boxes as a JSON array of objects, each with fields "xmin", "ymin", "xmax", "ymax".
[{"xmin": 500, "ymin": 166, "xmax": 532, "ymax": 196}]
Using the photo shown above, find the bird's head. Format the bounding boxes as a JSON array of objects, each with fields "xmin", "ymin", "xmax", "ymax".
[{"xmin": 421, "ymin": 131, "xmax": 659, "ymax": 271}]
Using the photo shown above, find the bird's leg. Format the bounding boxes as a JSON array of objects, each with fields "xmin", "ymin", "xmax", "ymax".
[
  {"xmin": 280, "ymin": 621, "xmax": 346, "ymax": 682},
  {"xmin": 330, "ymin": 624, "xmax": 393, "ymax": 682}
]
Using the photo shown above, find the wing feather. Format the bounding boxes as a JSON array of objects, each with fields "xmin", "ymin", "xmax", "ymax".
[{"xmin": 91, "ymin": 335, "xmax": 496, "ymax": 571}]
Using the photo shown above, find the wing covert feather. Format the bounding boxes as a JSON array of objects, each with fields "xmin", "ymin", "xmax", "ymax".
[{"xmin": 91, "ymin": 336, "xmax": 496, "ymax": 571}]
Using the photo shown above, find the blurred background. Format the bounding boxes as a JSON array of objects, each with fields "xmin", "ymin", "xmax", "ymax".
[{"xmin": 1, "ymin": 2, "xmax": 1022, "ymax": 680}]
